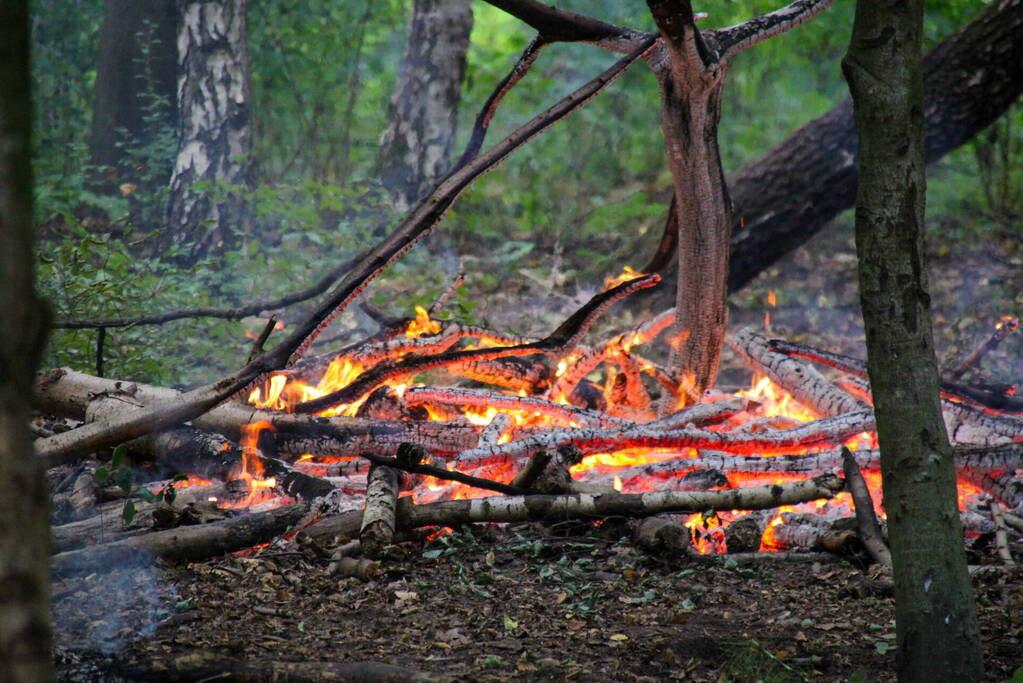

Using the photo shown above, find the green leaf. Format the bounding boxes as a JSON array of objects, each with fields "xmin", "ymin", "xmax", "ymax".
[
  {"xmin": 163, "ymin": 485, "xmax": 177, "ymax": 504},
  {"xmin": 122, "ymin": 499, "xmax": 136, "ymax": 524},
  {"xmin": 874, "ymin": 641, "xmax": 897, "ymax": 655},
  {"xmin": 136, "ymin": 488, "xmax": 159, "ymax": 503},
  {"xmin": 94, "ymin": 467, "xmax": 110, "ymax": 483},
  {"xmin": 422, "ymin": 549, "xmax": 444, "ymax": 559},
  {"xmin": 112, "ymin": 466, "xmax": 135, "ymax": 495},
  {"xmin": 111, "ymin": 444, "xmax": 127, "ymax": 470}
]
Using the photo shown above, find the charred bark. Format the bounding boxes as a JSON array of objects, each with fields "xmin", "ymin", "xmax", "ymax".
[
  {"xmin": 165, "ymin": 0, "xmax": 252, "ymax": 261},
  {"xmin": 0, "ymin": 2, "xmax": 53, "ymax": 677},
  {"xmin": 377, "ymin": 0, "xmax": 473, "ymax": 211}
]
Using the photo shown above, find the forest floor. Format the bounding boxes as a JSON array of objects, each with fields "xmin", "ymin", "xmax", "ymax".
[{"xmin": 52, "ymin": 222, "xmax": 1023, "ymax": 681}]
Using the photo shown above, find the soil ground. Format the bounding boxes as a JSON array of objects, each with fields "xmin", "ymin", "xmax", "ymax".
[{"xmin": 52, "ymin": 222, "xmax": 1023, "ymax": 681}]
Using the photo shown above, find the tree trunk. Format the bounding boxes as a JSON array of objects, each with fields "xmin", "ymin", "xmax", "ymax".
[
  {"xmin": 646, "ymin": 1, "xmax": 733, "ymax": 404},
  {"xmin": 377, "ymin": 0, "xmax": 473, "ymax": 211},
  {"xmin": 88, "ymin": 0, "xmax": 178, "ymax": 192},
  {"xmin": 843, "ymin": 0, "xmax": 983, "ymax": 679},
  {"xmin": 0, "ymin": 1, "xmax": 53, "ymax": 678},
  {"xmin": 165, "ymin": 0, "xmax": 252, "ymax": 262},
  {"xmin": 728, "ymin": 0, "xmax": 1023, "ymax": 293}
]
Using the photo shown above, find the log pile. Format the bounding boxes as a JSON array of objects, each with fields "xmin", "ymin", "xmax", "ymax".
[{"xmin": 36, "ymin": 301, "xmax": 1023, "ymax": 577}]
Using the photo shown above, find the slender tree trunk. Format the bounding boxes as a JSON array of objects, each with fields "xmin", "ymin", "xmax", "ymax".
[
  {"xmin": 165, "ymin": 0, "xmax": 252, "ymax": 262},
  {"xmin": 0, "ymin": 1, "xmax": 53, "ymax": 678},
  {"xmin": 377, "ymin": 0, "xmax": 473, "ymax": 211},
  {"xmin": 843, "ymin": 1, "xmax": 983, "ymax": 679},
  {"xmin": 89, "ymin": 0, "xmax": 178, "ymax": 192}
]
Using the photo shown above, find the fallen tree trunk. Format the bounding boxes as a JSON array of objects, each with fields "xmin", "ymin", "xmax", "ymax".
[
  {"xmin": 726, "ymin": 0, "xmax": 1023, "ymax": 292},
  {"xmin": 34, "ymin": 368, "xmax": 481, "ymax": 460},
  {"xmin": 51, "ymin": 502, "xmax": 309, "ymax": 577}
]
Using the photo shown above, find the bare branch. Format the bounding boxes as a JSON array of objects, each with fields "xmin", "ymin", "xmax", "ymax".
[
  {"xmin": 714, "ymin": 0, "xmax": 835, "ymax": 64},
  {"xmin": 453, "ymin": 36, "xmax": 549, "ymax": 170},
  {"xmin": 53, "ymin": 258, "xmax": 356, "ymax": 329},
  {"xmin": 482, "ymin": 0, "xmax": 649, "ymax": 51}
]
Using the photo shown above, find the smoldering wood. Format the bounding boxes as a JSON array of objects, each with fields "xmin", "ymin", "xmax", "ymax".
[
  {"xmin": 399, "ymin": 475, "xmax": 843, "ymax": 528},
  {"xmin": 631, "ymin": 516, "xmax": 690, "ymax": 556},
  {"xmin": 51, "ymin": 503, "xmax": 310, "ymax": 577},
  {"xmin": 453, "ymin": 410, "xmax": 876, "ymax": 469},
  {"xmin": 359, "ymin": 465, "xmax": 400, "ymax": 558},
  {"xmin": 728, "ymin": 328, "xmax": 866, "ymax": 417},
  {"xmin": 404, "ymin": 386, "xmax": 632, "ymax": 429},
  {"xmin": 724, "ymin": 513, "xmax": 770, "ymax": 554},
  {"xmin": 51, "ymin": 483, "xmax": 231, "ymax": 553},
  {"xmin": 293, "ymin": 273, "xmax": 660, "ymax": 414},
  {"xmin": 34, "ymin": 368, "xmax": 483, "ymax": 461}
]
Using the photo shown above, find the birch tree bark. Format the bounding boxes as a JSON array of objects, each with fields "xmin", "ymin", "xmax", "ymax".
[
  {"xmin": 843, "ymin": 0, "xmax": 983, "ymax": 678},
  {"xmin": 377, "ymin": 0, "xmax": 473, "ymax": 211},
  {"xmin": 0, "ymin": 1, "xmax": 53, "ymax": 678},
  {"xmin": 165, "ymin": 0, "xmax": 252, "ymax": 262}
]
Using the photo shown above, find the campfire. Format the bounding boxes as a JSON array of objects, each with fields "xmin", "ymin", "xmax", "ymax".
[{"xmin": 39, "ymin": 273, "xmax": 1023, "ymax": 575}]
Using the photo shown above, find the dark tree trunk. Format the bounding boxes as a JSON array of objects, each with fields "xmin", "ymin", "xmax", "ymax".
[
  {"xmin": 165, "ymin": 0, "xmax": 252, "ymax": 262},
  {"xmin": 728, "ymin": 0, "xmax": 1023, "ymax": 293},
  {"xmin": 0, "ymin": 1, "xmax": 53, "ymax": 678},
  {"xmin": 377, "ymin": 0, "xmax": 473, "ymax": 211},
  {"xmin": 844, "ymin": 0, "xmax": 983, "ymax": 679},
  {"xmin": 88, "ymin": 0, "xmax": 178, "ymax": 192}
]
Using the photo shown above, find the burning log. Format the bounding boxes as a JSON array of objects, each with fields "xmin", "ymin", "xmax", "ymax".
[
  {"xmin": 509, "ymin": 450, "xmax": 551, "ymax": 490},
  {"xmin": 397, "ymin": 475, "xmax": 843, "ymax": 528},
  {"xmin": 403, "ymin": 386, "xmax": 632, "ymax": 429},
  {"xmin": 764, "ymin": 513, "xmax": 858, "ymax": 554},
  {"xmin": 304, "ymin": 476, "xmax": 844, "ymax": 546},
  {"xmin": 842, "ymin": 448, "xmax": 892, "ymax": 568},
  {"xmin": 727, "ymin": 328, "xmax": 865, "ymax": 417},
  {"xmin": 768, "ymin": 336, "xmax": 1023, "ymax": 415},
  {"xmin": 445, "ymin": 356, "xmax": 550, "ymax": 394},
  {"xmin": 34, "ymin": 368, "xmax": 483, "ymax": 460},
  {"xmin": 292, "ymin": 273, "xmax": 660, "ymax": 414},
  {"xmin": 359, "ymin": 465, "xmax": 400, "ymax": 558},
  {"xmin": 52, "ymin": 502, "xmax": 310, "ymax": 577},
  {"xmin": 478, "ymin": 412, "xmax": 512, "ymax": 447},
  {"xmin": 724, "ymin": 512, "xmax": 770, "ymax": 554},
  {"xmin": 453, "ymin": 411, "xmax": 876, "ymax": 469}
]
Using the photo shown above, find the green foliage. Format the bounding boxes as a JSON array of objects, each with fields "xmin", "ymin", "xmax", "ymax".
[
  {"xmin": 721, "ymin": 639, "xmax": 811, "ymax": 683},
  {"xmin": 29, "ymin": 0, "xmax": 1023, "ymax": 384},
  {"xmin": 94, "ymin": 445, "xmax": 184, "ymax": 523}
]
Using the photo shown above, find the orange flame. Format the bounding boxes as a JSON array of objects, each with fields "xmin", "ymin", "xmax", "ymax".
[{"xmin": 220, "ymin": 421, "xmax": 277, "ymax": 509}]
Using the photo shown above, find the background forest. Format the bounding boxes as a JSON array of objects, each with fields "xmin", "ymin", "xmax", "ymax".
[{"xmin": 32, "ymin": 0, "xmax": 1022, "ymax": 387}]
